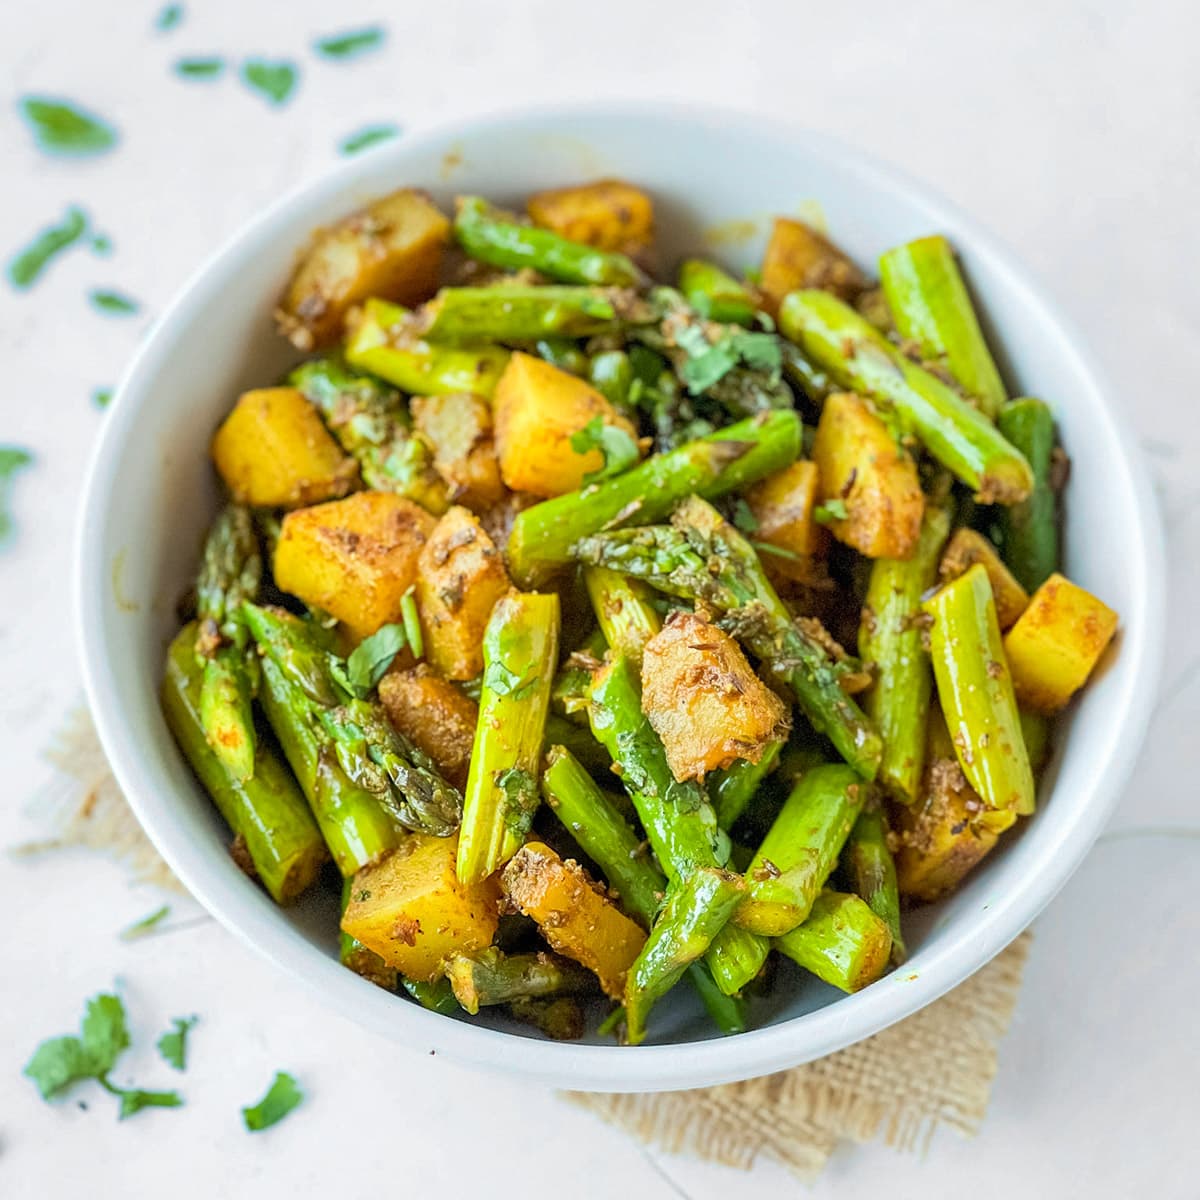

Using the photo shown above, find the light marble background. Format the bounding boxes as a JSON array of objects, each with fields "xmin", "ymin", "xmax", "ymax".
[{"xmin": 2, "ymin": 1, "xmax": 1198, "ymax": 1195}]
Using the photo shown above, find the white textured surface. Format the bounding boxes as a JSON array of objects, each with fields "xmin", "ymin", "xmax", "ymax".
[{"xmin": 1, "ymin": 0, "xmax": 1197, "ymax": 1195}]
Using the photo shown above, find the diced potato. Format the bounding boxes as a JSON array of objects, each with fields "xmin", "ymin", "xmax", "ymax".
[
  {"xmin": 641, "ymin": 610, "xmax": 791, "ymax": 782},
  {"xmin": 939, "ymin": 528, "xmax": 1029, "ymax": 630},
  {"xmin": 743, "ymin": 460, "xmax": 829, "ymax": 583},
  {"xmin": 341, "ymin": 834, "xmax": 501, "ymax": 982},
  {"xmin": 211, "ymin": 387, "xmax": 357, "ymax": 508},
  {"xmin": 410, "ymin": 392, "xmax": 506, "ymax": 513},
  {"xmin": 493, "ymin": 352, "xmax": 641, "ymax": 497},
  {"xmin": 415, "ymin": 506, "xmax": 510, "ymax": 680},
  {"xmin": 812, "ymin": 392, "xmax": 924, "ymax": 559},
  {"xmin": 526, "ymin": 179, "xmax": 654, "ymax": 253},
  {"xmin": 500, "ymin": 841, "xmax": 646, "ymax": 1000},
  {"xmin": 1003, "ymin": 573, "xmax": 1118, "ymax": 714},
  {"xmin": 276, "ymin": 189, "xmax": 450, "ymax": 351},
  {"xmin": 275, "ymin": 492, "xmax": 435, "ymax": 640},
  {"xmin": 760, "ymin": 217, "xmax": 867, "ymax": 314},
  {"xmin": 378, "ymin": 664, "xmax": 478, "ymax": 789}
]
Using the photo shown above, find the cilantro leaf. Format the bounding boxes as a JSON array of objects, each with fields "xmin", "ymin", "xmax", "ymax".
[
  {"xmin": 399, "ymin": 589, "xmax": 423, "ymax": 659},
  {"xmin": 240, "ymin": 59, "xmax": 299, "ymax": 106},
  {"xmin": 242, "ymin": 1071, "xmax": 303, "ymax": 1131},
  {"xmin": 731, "ymin": 330, "xmax": 782, "ymax": 373},
  {"xmin": 156, "ymin": 1016, "xmax": 197, "ymax": 1071},
  {"xmin": 89, "ymin": 289, "xmax": 140, "ymax": 316},
  {"xmin": 104, "ymin": 1081, "xmax": 183, "ymax": 1119},
  {"xmin": 23, "ymin": 1035, "xmax": 96, "ymax": 1100},
  {"xmin": 813, "ymin": 499, "xmax": 849, "ymax": 525},
  {"xmin": 80, "ymin": 993, "xmax": 130, "ymax": 1074},
  {"xmin": 345, "ymin": 623, "xmax": 406, "ymax": 694},
  {"xmin": 155, "ymin": 4, "xmax": 184, "ymax": 31},
  {"xmin": 570, "ymin": 416, "xmax": 640, "ymax": 483},
  {"xmin": 314, "ymin": 27, "xmax": 386, "ymax": 59},
  {"xmin": 119, "ymin": 904, "xmax": 171, "ymax": 940},
  {"xmin": 93, "ymin": 387, "xmax": 113, "ymax": 409},
  {"xmin": 731, "ymin": 498, "xmax": 759, "ymax": 533},
  {"xmin": 174, "ymin": 57, "xmax": 225, "ymax": 80},
  {"xmin": 482, "ymin": 659, "xmax": 534, "ymax": 698},
  {"xmin": 495, "ymin": 768, "xmax": 539, "ymax": 836},
  {"xmin": 18, "ymin": 96, "xmax": 118, "ymax": 156},
  {"xmin": 0, "ymin": 446, "xmax": 33, "ymax": 544},
  {"xmin": 7, "ymin": 207, "xmax": 89, "ymax": 289},
  {"xmin": 339, "ymin": 123, "xmax": 401, "ymax": 155}
]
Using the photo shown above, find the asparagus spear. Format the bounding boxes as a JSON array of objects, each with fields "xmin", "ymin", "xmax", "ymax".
[
  {"xmin": 678, "ymin": 259, "xmax": 758, "ymax": 326},
  {"xmin": 289, "ymin": 356, "xmax": 449, "ymax": 514},
  {"xmin": 534, "ymin": 337, "xmax": 590, "ymax": 377},
  {"xmin": 575, "ymin": 496, "xmax": 882, "ymax": 779},
  {"xmin": 624, "ymin": 867, "xmax": 747, "ymax": 1045},
  {"xmin": 345, "ymin": 298, "xmax": 511, "ymax": 398},
  {"xmin": 194, "ymin": 505, "xmax": 262, "ymax": 781},
  {"xmin": 454, "ymin": 196, "xmax": 643, "ymax": 287},
  {"xmin": 507, "ymin": 409, "xmax": 803, "ymax": 586},
  {"xmin": 583, "ymin": 565, "xmax": 663, "ymax": 660},
  {"xmin": 445, "ymin": 947, "xmax": 596, "ymax": 1014},
  {"xmin": 878, "ymin": 235, "xmax": 1007, "ymax": 419},
  {"xmin": 778, "ymin": 290, "xmax": 1032, "ymax": 502},
  {"xmin": 163, "ymin": 625, "xmax": 325, "ymax": 904},
  {"xmin": 997, "ymin": 398, "xmax": 1060, "ymax": 590},
  {"xmin": 859, "ymin": 504, "xmax": 953, "ymax": 803},
  {"xmin": 736, "ymin": 765, "xmax": 866, "ymax": 936},
  {"xmin": 457, "ymin": 592, "xmax": 560, "ymax": 884},
  {"xmin": 402, "ymin": 977, "xmax": 462, "ymax": 1015},
  {"xmin": 339, "ymin": 878, "xmax": 398, "ymax": 990},
  {"xmin": 841, "ymin": 805, "xmax": 905, "ymax": 963},
  {"xmin": 775, "ymin": 890, "xmax": 893, "ymax": 993},
  {"xmin": 708, "ymin": 739, "xmax": 784, "ymax": 831},
  {"xmin": 923, "ymin": 564, "xmax": 1034, "ymax": 817},
  {"xmin": 588, "ymin": 349, "xmax": 635, "ymax": 410},
  {"xmin": 685, "ymin": 963, "xmax": 747, "ymax": 1035}
]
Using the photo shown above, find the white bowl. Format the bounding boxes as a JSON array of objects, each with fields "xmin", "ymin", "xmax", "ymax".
[{"xmin": 76, "ymin": 102, "xmax": 1165, "ymax": 1092}]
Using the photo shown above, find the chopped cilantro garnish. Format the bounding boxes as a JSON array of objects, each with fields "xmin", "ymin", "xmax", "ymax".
[
  {"xmin": 570, "ymin": 416, "xmax": 640, "ymax": 483},
  {"xmin": 345, "ymin": 623, "xmax": 407, "ymax": 694},
  {"xmin": 314, "ymin": 27, "xmax": 386, "ymax": 59},
  {"xmin": 242, "ymin": 1071, "xmax": 303, "ymax": 1131},
  {"xmin": 119, "ymin": 904, "xmax": 171, "ymax": 940},
  {"xmin": 17, "ymin": 97, "xmax": 118, "ymax": 156},
  {"xmin": 813, "ymin": 499, "xmax": 849, "ymax": 525},
  {"xmin": 156, "ymin": 1016, "xmax": 197, "ymax": 1071}
]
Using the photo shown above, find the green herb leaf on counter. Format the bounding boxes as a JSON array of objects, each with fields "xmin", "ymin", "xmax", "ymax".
[
  {"xmin": 242, "ymin": 1071, "xmax": 303, "ymax": 1131},
  {"xmin": 105, "ymin": 1080, "xmax": 184, "ymax": 1119},
  {"xmin": 339, "ymin": 123, "xmax": 401, "ymax": 155},
  {"xmin": 175, "ymin": 57, "xmax": 225, "ymax": 80},
  {"xmin": 156, "ymin": 1016, "xmax": 197, "ymax": 1071},
  {"xmin": 119, "ymin": 904, "xmax": 171, "ymax": 940},
  {"xmin": 90, "ymin": 233, "xmax": 113, "ymax": 255},
  {"xmin": 18, "ymin": 96, "xmax": 118, "ymax": 156},
  {"xmin": 7, "ymin": 207, "xmax": 89, "ymax": 289},
  {"xmin": 240, "ymin": 59, "xmax": 299, "ymax": 106},
  {"xmin": 94, "ymin": 388, "xmax": 114, "ymax": 409},
  {"xmin": 89, "ymin": 289, "xmax": 140, "ymax": 316},
  {"xmin": 571, "ymin": 416, "xmax": 640, "ymax": 483},
  {"xmin": 0, "ymin": 447, "xmax": 34, "ymax": 544},
  {"xmin": 314, "ymin": 27, "xmax": 386, "ymax": 59},
  {"xmin": 155, "ymin": 4, "xmax": 184, "ymax": 31},
  {"xmin": 346, "ymin": 623, "xmax": 407, "ymax": 693}
]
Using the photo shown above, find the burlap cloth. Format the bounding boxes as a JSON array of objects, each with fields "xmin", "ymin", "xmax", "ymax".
[{"xmin": 27, "ymin": 709, "xmax": 1031, "ymax": 1180}]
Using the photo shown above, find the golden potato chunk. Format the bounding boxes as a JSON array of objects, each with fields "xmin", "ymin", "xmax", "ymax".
[
  {"xmin": 275, "ymin": 492, "xmax": 435, "ymax": 640},
  {"xmin": 276, "ymin": 188, "xmax": 450, "ymax": 351},
  {"xmin": 211, "ymin": 387, "xmax": 356, "ymax": 509},
  {"xmin": 493, "ymin": 352, "xmax": 641, "ymax": 497},
  {"xmin": 342, "ymin": 834, "xmax": 501, "ymax": 982},
  {"xmin": 410, "ymin": 392, "xmax": 506, "ymax": 513},
  {"xmin": 760, "ymin": 217, "xmax": 867, "ymax": 314},
  {"xmin": 641, "ymin": 610, "xmax": 790, "ymax": 783},
  {"xmin": 415, "ymin": 506, "xmax": 511, "ymax": 680},
  {"xmin": 812, "ymin": 392, "xmax": 924, "ymax": 559},
  {"xmin": 744, "ymin": 460, "xmax": 829, "ymax": 583},
  {"xmin": 939, "ymin": 528, "xmax": 1029, "ymax": 630},
  {"xmin": 1003, "ymin": 573, "xmax": 1118, "ymax": 714},
  {"xmin": 378, "ymin": 664, "xmax": 478, "ymax": 790},
  {"xmin": 526, "ymin": 179, "xmax": 654, "ymax": 253},
  {"xmin": 501, "ymin": 841, "xmax": 646, "ymax": 1000}
]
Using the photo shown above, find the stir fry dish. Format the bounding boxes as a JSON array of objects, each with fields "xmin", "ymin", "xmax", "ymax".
[{"xmin": 162, "ymin": 180, "xmax": 1119, "ymax": 1043}]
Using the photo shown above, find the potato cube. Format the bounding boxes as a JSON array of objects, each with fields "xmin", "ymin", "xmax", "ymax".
[
  {"xmin": 493, "ymin": 353, "xmax": 641, "ymax": 498},
  {"xmin": 526, "ymin": 179, "xmax": 654, "ymax": 253},
  {"xmin": 760, "ymin": 217, "xmax": 867, "ymax": 314},
  {"xmin": 501, "ymin": 841, "xmax": 647, "ymax": 1000},
  {"xmin": 275, "ymin": 491, "xmax": 435, "ymax": 640},
  {"xmin": 416, "ymin": 506, "xmax": 510, "ymax": 680},
  {"xmin": 939, "ymin": 527, "xmax": 1029, "ymax": 630},
  {"xmin": 641, "ymin": 610, "xmax": 790, "ymax": 783},
  {"xmin": 211, "ymin": 387, "xmax": 357, "ymax": 508},
  {"xmin": 744, "ymin": 460, "xmax": 829, "ymax": 583},
  {"xmin": 410, "ymin": 392, "xmax": 506, "ymax": 513},
  {"xmin": 812, "ymin": 392, "xmax": 924, "ymax": 559},
  {"xmin": 378, "ymin": 664, "xmax": 478, "ymax": 789},
  {"xmin": 341, "ymin": 834, "xmax": 501, "ymax": 982},
  {"xmin": 1003, "ymin": 573, "xmax": 1118, "ymax": 713}
]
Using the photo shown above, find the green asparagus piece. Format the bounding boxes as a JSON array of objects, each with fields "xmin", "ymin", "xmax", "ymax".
[
  {"xmin": 345, "ymin": 298, "xmax": 510, "ymax": 397},
  {"xmin": 402, "ymin": 977, "xmax": 461, "ymax": 1015},
  {"xmin": 705, "ymin": 923, "xmax": 771, "ymax": 995},
  {"xmin": 457, "ymin": 592, "xmax": 560, "ymax": 884},
  {"xmin": 588, "ymin": 349, "xmax": 635, "ymax": 409},
  {"xmin": 534, "ymin": 337, "xmax": 590, "ymax": 376},
  {"xmin": 923, "ymin": 564, "xmax": 1034, "ymax": 818},
  {"xmin": 778, "ymin": 290, "xmax": 1032, "ymax": 503},
  {"xmin": 678, "ymin": 258, "xmax": 758, "ymax": 326},
  {"xmin": 544, "ymin": 712, "xmax": 611, "ymax": 775},
  {"xmin": 685, "ymin": 962, "xmax": 748, "ymax": 1035},
  {"xmin": 339, "ymin": 878, "xmax": 398, "ymax": 990},
  {"xmin": 194, "ymin": 505, "xmax": 261, "ymax": 781},
  {"xmin": 413, "ymin": 284, "xmax": 653, "ymax": 343},
  {"xmin": 774, "ymin": 891, "xmax": 893, "ymax": 993},
  {"xmin": 162, "ymin": 625, "xmax": 325, "ymax": 903},
  {"xmin": 508, "ymin": 996, "xmax": 586, "ymax": 1040},
  {"xmin": 997, "ymin": 398, "xmax": 1060, "ymax": 590},
  {"xmin": 736, "ymin": 765, "xmax": 866, "ymax": 936},
  {"xmin": 624, "ymin": 868, "xmax": 746, "ymax": 1045},
  {"xmin": 842, "ymin": 805, "xmax": 905, "ymax": 963},
  {"xmin": 859, "ymin": 504, "xmax": 953, "ymax": 803},
  {"xmin": 289, "ymin": 356, "xmax": 449, "ymax": 514},
  {"xmin": 879, "ymin": 235, "xmax": 1007, "ymax": 419},
  {"xmin": 1020, "ymin": 707, "xmax": 1052, "ymax": 777},
  {"xmin": 708, "ymin": 738, "xmax": 784, "ymax": 831},
  {"xmin": 507, "ymin": 409, "xmax": 803, "ymax": 586},
  {"xmin": 445, "ymin": 946, "xmax": 596, "ymax": 1014},
  {"xmin": 575, "ymin": 496, "xmax": 882, "ymax": 778},
  {"xmin": 583, "ymin": 565, "xmax": 663, "ymax": 660},
  {"xmin": 454, "ymin": 195, "xmax": 643, "ymax": 287}
]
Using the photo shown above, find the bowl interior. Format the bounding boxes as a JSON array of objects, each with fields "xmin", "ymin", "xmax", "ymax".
[{"xmin": 78, "ymin": 106, "xmax": 1161, "ymax": 1090}]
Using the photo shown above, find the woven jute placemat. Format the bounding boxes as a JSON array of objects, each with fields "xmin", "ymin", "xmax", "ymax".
[{"xmin": 26, "ymin": 708, "xmax": 1030, "ymax": 1180}]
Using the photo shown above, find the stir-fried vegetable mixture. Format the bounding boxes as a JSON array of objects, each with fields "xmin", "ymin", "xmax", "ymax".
[{"xmin": 162, "ymin": 181, "xmax": 1119, "ymax": 1043}]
